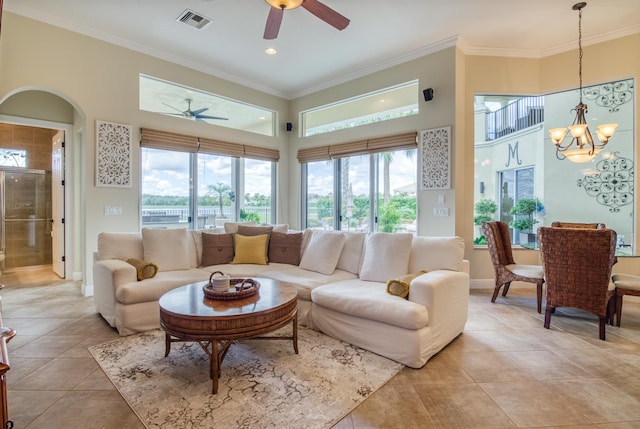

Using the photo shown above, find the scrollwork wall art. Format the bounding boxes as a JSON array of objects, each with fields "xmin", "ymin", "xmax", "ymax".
[
  {"xmin": 577, "ymin": 152, "xmax": 634, "ymax": 212},
  {"xmin": 420, "ymin": 126, "xmax": 451, "ymax": 190},
  {"xmin": 96, "ymin": 120, "xmax": 132, "ymax": 188}
]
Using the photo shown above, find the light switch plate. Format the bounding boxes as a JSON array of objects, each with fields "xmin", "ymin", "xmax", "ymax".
[{"xmin": 104, "ymin": 205, "xmax": 122, "ymax": 215}]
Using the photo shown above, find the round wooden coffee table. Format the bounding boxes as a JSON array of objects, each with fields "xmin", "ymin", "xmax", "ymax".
[{"xmin": 159, "ymin": 278, "xmax": 298, "ymax": 394}]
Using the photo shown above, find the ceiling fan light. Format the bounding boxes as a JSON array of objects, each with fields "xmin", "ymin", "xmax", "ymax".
[{"xmin": 265, "ymin": 0, "xmax": 303, "ymax": 10}]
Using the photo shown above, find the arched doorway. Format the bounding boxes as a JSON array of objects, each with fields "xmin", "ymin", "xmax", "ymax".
[{"xmin": 0, "ymin": 89, "xmax": 84, "ymax": 282}]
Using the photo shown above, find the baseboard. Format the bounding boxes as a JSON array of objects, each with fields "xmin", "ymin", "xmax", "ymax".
[{"xmin": 82, "ymin": 283, "xmax": 94, "ymax": 297}]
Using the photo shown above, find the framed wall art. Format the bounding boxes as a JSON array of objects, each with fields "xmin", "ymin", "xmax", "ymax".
[
  {"xmin": 419, "ymin": 126, "xmax": 451, "ymax": 190},
  {"xmin": 95, "ymin": 120, "xmax": 132, "ymax": 188}
]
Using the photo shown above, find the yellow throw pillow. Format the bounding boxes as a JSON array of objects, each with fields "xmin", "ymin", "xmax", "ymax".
[
  {"xmin": 125, "ymin": 258, "xmax": 159, "ymax": 281},
  {"xmin": 231, "ymin": 233, "xmax": 269, "ymax": 265}
]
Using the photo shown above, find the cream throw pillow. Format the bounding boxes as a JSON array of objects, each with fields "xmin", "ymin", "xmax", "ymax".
[
  {"xmin": 299, "ymin": 231, "xmax": 346, "ymax": 275},
  {"xmin": 231, "ymin": 233, "xmax": 269, "ymax": 265},
  {"xmin": 359, "ymin": 232, "xmax": 413, "ymax": 282},
  {"xmin": 142, "ymin": 228, "xmax": 190, "ymax": 272}
]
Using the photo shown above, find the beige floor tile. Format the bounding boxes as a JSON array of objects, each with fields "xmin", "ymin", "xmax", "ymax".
[
  {"xmin": 414, "ymin": 383, "xmax": 517, "ymax": 428},
  {"xmin": 12, "ymin": 357, "xmax": 99, "ymax": 390},
  {"xmin": 480, "ymin": 380, "xmax": 592, "ymax": 427},
  {"xmin": 8, "ymin": 390, "xmax": 68, "ymax": 428},
  {"xmin": 10, "ymin": 334, "xmax": 87, "ymax": 358},
  {"xmin": 24, "ymin": 390, "xmax": 144, "ymax": 429},
  {"xmin": 350, "ymin": 383, "xmax": 429, "ymax": 428},
  {"xmin": 502, "ymin": 350, "xmax": 592, "ymax": 380},
  {"xmin": 542, "ymin": 378, "xmax": 640, "ymax": 423},
  {"xmin": 455, "ymin": 350, "xmax": 536, "ymax": 383}
]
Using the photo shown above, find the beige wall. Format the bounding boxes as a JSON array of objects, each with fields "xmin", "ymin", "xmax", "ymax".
[
  {"xmin": 0, "ymin": 12, "xmax": 290, "ymax": 287},
  {"xmin": 1, "ymin": 11, "xmax": 638, "ymax": 288}
]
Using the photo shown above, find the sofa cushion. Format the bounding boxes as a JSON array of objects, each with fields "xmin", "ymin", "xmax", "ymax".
[
  {"xmin": 336, "ymin": 232, "xmax": 365, "ymax": 275},
  {"xmin": 223, "ymin": 221, "xmax": 257, "ymax": 233},
  {"xmin": 408, "ymin": 236, "xmax": 465, "ymax": 272},
  {"xmin": 268, "ymin": 231, "xmax": 303, "ymax": 265},
  {"xmin": 359, "ymin": 233, "xmax": 413, "ymax": 282},
  {"xmin": 232, "ymin": 233, "xmax": 269, "ymax": 265},
  {"xmin": 201, "ymin": 232, "xmax": 234, "ymax": 266},
  {"xmin": 97, "ymin": 232, "xmax": 143, "ymax": 261},
  {"xmin": 142, "ymin": 228, "xmax": 190, "ymax": 272},
  {"xmin": 299, "ymin": 231, "xmax": 346, "ymax": 275},
  {"xmin": 115, "ymin": 269, "xmax": 209, "ymax": 305},
  {"xmin": 311, "ymin": 279, "xmax": 429, "ymax": 330},
  {"xmin": 237, "ymin": 224, "xmax": 273, "ymax": 236},
  {"xmin": 266, "ymin": 266, "xmax": 358, "ymax": 301}
]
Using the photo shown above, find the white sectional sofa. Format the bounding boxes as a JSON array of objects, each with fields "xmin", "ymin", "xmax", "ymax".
[{"xmin": 93, "ymin": 226, "xmax": 469, "ymax": 368}]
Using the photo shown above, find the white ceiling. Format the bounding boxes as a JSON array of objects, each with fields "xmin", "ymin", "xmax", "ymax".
[{"xmin": 5, "ymin": 0, "xmax": 640, "ymax": 99}]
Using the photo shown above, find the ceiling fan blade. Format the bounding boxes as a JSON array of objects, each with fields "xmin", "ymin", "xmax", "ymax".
[
  {"xmin": 301, "ymin": 0, "xmax": 350, "ymax": 30},
  {"xmin": 264, "ymin": 6, "xmax": 284, "ymax": 40},
  {"xmin": 191, "ymin": 107, "xmax": 209, "ymax": 116},
  {"xmin": 162, "ymin": 102, "xmax": 184, "ymax": 113},
  {"xmin": 196, "ymin": 114, "xmax": 229, "ymax": 121}
]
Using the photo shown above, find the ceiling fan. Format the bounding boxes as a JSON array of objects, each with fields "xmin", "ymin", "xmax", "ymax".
[
  {"xmin": 263, "ymin": 0, "xmax": 350, "ymax": 40},
  {"xmin": 160, "ymin": 98, "xmax": 228, "ymax": 121}
]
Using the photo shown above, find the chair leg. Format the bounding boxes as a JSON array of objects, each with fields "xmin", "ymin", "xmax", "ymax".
[
  {"xmin": 616, "ymin": 294, "xmax": 623, "ymax": 327},
  {"xmin": 491, "ymin": 282, "xmax": 506, "ymax": 303},
  {"xmin": 536, "ymin": 282, "xmax": 543, "ymax": 314},
  {"xmin": 501, "ymin": 282, "xmax": 511, "ymax": 297},
  {"xmin": 599, "ymin": 317, "xmax": 606, "ymax": 341},
  {"xmin": 544, "ymin": 307, "xmax": 552, "ymax": 329}
]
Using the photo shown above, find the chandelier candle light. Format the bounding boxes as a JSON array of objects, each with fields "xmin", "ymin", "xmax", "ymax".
[{"xmin": 548, "ymin": 2, "xmax": 617, "ymax": 163}]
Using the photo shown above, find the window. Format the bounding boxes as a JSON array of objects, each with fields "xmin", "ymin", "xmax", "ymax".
[
  {"xmin": 301, "ymin": 80, "xmax": 419, "ymax": 137},
  {"xmin": 140, "ymin": 129, "xmax": 277, "ymax": 229},
  {"xmin": 474, "ymin": 78, "xmax": 635, "ymax": 253},
  {"xmin": 301, "ymin": 139, "xmax": 417, "ymax": 233},
  {"xmin": 0, "ymin": 149, "xmax": 26, "ymax": 167},
  {"xmin": 139, "ymin": 74, "xmax": 276, "ymax": 137}
]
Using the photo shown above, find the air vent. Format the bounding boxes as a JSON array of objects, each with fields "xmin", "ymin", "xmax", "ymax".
[{"xmin": 177, "ymin": 9, "xmax": 212, "ymax": 30}]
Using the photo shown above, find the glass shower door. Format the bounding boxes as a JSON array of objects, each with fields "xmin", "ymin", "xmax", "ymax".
[{"xmin": 1, "ymin": 170, "xmax": 53, "ymax": 270}]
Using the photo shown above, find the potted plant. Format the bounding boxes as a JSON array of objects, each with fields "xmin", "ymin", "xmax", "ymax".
[
  {"xmin": 509, "ymin": 198, "xmax": 542, "ymax": 243},
  {"xmin": 473, "ymin": 199, "xmax": 497, "ymax": 244}
]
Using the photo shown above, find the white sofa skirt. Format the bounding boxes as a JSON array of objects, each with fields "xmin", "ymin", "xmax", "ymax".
[{"xmin": 311, "ymin": 303, "xmax": 464, "ymax": 368}]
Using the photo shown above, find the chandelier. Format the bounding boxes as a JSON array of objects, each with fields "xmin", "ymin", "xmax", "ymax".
[{"xmin": 548, "ymin": 2, "xmax": 617, "ymax": 163}]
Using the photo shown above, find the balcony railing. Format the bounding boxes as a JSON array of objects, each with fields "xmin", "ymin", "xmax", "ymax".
[{"xmin": 486, "ymin": 96, "xmax": 544, "ymax": 140}]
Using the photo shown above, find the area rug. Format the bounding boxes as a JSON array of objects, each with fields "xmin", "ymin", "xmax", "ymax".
[{"xmin": 89, "ymin": 327, "xmax": 403, "ymax": 429}]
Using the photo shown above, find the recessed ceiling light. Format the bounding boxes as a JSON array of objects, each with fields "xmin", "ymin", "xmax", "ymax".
[{"xmin": 265, "ymin": 48, "xmax": 277, "ymax": 55}]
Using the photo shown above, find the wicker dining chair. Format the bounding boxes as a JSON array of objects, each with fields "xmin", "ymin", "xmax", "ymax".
[
  {"xmin": 482, "ymin": 221, "xmax": 545, "ymax": 313},
  {"xmin": 551, "ymin": 221, "xmax": 606, "ymax": 229},
  {"xmin": 538, "ymin": 227, "xmax": 617, "ymax": 340},
  {"xmin": 611, "ymin": 273, "xmax": 640, "ymax": 327}
]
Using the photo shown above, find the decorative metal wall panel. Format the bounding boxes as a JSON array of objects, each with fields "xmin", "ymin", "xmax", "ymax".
[
  {"xmin": 577, "ymin": 153, "xmax": 634, "ymax": 212},
  {"xmin": 96, "ymin": 120, "xmax": 132, "ymax": 188},
  {"xmin": 420, "ymin": 126, "xmax": 451, "ymax": 190}
]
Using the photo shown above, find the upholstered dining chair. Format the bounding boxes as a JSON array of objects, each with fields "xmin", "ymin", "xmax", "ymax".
[
  {"xmin": 551, "ymin": 221, "xmax": 606, "ymax": 229},
  {"xmin": 538, "ymin": 227, "xmax": 617, "ymax": 340},
  {"xmin": 482, "ymin": 221, "xmax": 545, "ymax": 313},
  {"xmin": 611, "ymin": 273, "xmax": 640, "ymax": 327}
]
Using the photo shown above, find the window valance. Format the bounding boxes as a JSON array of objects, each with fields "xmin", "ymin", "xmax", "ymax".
[
  {"xmin": 140, "ymin": 128, "xmax": 279, "ymax": 162},
  {"xmin": 297, "ymin": 132, "xmax": 417, "ymax": 163}
]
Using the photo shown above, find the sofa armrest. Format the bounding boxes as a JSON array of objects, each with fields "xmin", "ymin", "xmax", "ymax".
[
  {"xmin": 93, "ymin": 259, "xmax": 137, "ymax": 327},
  {"xmin": 409, "ymin": 270, "xmax": 469, "ymax": 334}
]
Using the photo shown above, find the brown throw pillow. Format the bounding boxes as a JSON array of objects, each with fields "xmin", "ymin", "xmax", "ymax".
[
  {"xmin": 268, "ymin": 232, "xmax": 303, "ymax": 265},
  {"xmin": 125, "ymin": 258, "xmax": 158, "ymax": 281},
  {"xmin": 201, "ymin": 233, "xmax": 234, "ymax": 266}
]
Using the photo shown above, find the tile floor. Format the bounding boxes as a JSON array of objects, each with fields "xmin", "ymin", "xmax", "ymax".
[{"xmin": 3, "ymin": 267, "xmax": 640, "ymax": 428}]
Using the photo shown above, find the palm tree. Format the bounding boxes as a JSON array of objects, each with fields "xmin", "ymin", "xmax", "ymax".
[
  {"xmin": 381, "ymin": 149, "xmax": 416, "ymax": 204},
  {"xmin": 208, "ymin": 182, "xmax": 231, "ymax": 218}
]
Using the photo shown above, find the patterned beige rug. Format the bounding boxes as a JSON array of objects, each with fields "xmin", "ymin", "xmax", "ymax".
[{"xmin": 89, "ymin": 327, "xmax": 403, "ymax": 429}]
